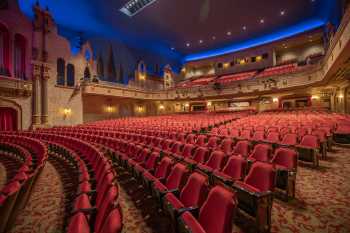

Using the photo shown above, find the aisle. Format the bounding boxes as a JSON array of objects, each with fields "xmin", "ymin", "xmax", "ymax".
[
  {"xmin": 8, "ymin": 161, "xmax": 65, "ymax": 233},
  {"xmin": 0, "ymin": 162, "xmax": 6, "ymax": 190}
]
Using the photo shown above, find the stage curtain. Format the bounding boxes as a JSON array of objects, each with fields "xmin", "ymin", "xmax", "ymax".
[{"xmin": 0, "ymin": 108, "xmax": 17, "ymax": 131}]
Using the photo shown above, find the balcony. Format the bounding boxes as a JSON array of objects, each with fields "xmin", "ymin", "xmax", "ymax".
[{"xmin": 0, "ymin": 75, "xmax": 32, "ymax": 97}]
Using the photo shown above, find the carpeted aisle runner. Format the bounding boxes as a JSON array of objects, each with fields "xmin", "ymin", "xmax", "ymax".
[
  {"xmin": 0, "ymin": 162, "xmax": 7, "ymax": 190},
  {"xmin": 8, "ymin": 161, "xmax": 65, "ymax": 233}
]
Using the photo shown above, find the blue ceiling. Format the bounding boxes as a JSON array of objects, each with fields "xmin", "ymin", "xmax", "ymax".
[{"xmin": 18, "ymin": 0, "xmax": 341, "ymax": 63}]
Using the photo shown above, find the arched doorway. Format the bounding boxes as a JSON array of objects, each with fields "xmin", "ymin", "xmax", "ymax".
[{"xmin": 0, "ymin": 107, "xmax": 17, "ymax": 131}]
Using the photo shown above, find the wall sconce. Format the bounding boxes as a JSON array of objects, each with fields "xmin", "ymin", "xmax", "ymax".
[
  {"xmin": 272, "ymin": 97, "xmax": 279, "ymax": 103},
  {"xmin": 311, "ymin": 95, "xmax": 320, "ymax": 100},
  {"xmin": 207, "ymin": 101, "xmax": 212, "ymax": 107},
  {"xmin": 139, "ymin": 74, "xmax": 146, "ymax": 80},
  {"xmin": 338, "ymin": 94, "xmax": 344, "ymax": 99},
  {"xmin": 223, "ymin": 63, "xmax": 230, "ymax": 68},
  {"xmin": 181, "ymin": 67, "xmax": 186, "ymax": 73},
  {"xmin": 159, "ymin": 104, "xmax": 165, "ymax": 110},
  {"xmin": 63, "ymin": 108, "xmax": 72, "ymax": 119},
  {"xmin": 105, "ymin": 105, "xmax": 116, "ymax": 113},
  {"xmin": 184, "ymin": 103, "xmax": 190, "ymax": 107}
]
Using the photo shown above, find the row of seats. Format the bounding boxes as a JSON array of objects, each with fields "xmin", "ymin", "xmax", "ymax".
[
  {"xmin": 0, "ymin": 135, "xmax": 48, "ymax": 233},
  {"xmin": 33, "ymin": 127, "xmax": 296, "ymax": 232},
  {"xmin": 22, "ymin": 132, "xmax": 123, "ymax": 233}
]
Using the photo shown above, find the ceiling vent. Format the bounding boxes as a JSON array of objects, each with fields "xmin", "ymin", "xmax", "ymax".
[{"xmin": 120, "ymin": 0, "xmax": 157, "ymax": 17}]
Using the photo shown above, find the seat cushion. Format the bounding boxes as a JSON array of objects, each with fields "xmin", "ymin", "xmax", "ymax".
[
  {"xmin": 79, "ymin": 181, "xmax": 91, "ymax": 193},
  {"xmin": 165, "ymin": 193, "xmax": 185, "ymax": 210},
  {"xmin": 180, "ymin": 211, "xmax": 206, "ymax": 233},
  {"xmin": 67, "ymin": 212, "xmax": 90, "ymax": 233},
  {"xmin": 74, "ymin": 194, "xmax": 92, "ymax": 211}
]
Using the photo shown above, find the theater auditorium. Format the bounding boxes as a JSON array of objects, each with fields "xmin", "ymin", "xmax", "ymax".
[{"xmin": 1, "ymin": 0, "xmax": 350, "ymax": 233}]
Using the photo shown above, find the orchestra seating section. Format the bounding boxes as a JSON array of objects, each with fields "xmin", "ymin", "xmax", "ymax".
[{"xmin": 1, "ymin": 110, "xmax": 350, "ymax": 233}]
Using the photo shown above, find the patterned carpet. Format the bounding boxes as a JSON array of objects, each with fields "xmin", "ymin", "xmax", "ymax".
[
  {"xmin": 117, "ymin": 146, "xmax": 350, "ymax": 233},
  {"xmin": 3, "ymin": 146, "xmax": 350, "ymax": 233},
  {"xmin": 0, "ymin": 162, "xmax": 7, "ymax": 190},
  {"xmin": 8, "ymin": 161, "xmax": 65, "ymax": 233}
]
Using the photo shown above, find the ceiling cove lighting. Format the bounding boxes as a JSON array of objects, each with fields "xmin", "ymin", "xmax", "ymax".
[
  {"xmin": 120, "ymin": 0, "xmax": 157, "ymax": 17},
  {"xmin": 183, "ymin": 19, "xmax": 325, "ymax": 62}
]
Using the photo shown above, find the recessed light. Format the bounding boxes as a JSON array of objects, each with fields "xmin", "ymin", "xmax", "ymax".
[
  {"xmin": 260, "ymin": 19, "xmax": 265, "ymax": 24},
  {"xmin": 227, "ymin": 31, "xmax": 232, "ymax": 36},
  {"xmin": 212, "ymin": 36, "xmax": 216, "ymax": 40},
  {"xmin": 280, "ymin": 10, "xmax": 285, "ymax": 16},
  {"xmin": 186, "ymin": 43, "xmax": 190, "ymax": 47},
  {"xmin": 171, "ymin": 47, "xmax": 175, "ymax": 50},
  {"xmin": 243, "ymin": 26, "xmax": 247, "ymax": 30},
  {"xmin": 199, "ymin": 39, "xmax": 203, "ymax": 44}
]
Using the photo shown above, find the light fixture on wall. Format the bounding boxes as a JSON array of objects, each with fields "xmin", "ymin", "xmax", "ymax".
[
  {"xmin": 207, "ymin": 101, "xmax": 212, "ymax": 107},
  {"xmin": 311, "ymin": 95, "xmax": 320, "ymax": 100},
  {"xmin": 184, "ymin": 103, "xmax": 190, "ymax": 107},
  {"xmin": 63, "ymin": 108, "xmax": 72, "ymax": 119},
  {"xmin": 338, "ymin": 94, "xmax": 344, "ymax": 99},
  {"xmin": 272, "ymin": 97, "xmax": 279, "ymax": 103},
  {"xmin": 159, "ymin": 104, "xmax": 165, "ymax": 110}
]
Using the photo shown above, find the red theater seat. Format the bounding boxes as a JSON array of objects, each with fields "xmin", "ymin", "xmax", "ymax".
[
  {"xmin": 213, "ymin": 156, "xmax": 247, "ymax": 185},
  {"xmin": 178, "ymin": 185, "xmax": 236, "ymax": 233}
]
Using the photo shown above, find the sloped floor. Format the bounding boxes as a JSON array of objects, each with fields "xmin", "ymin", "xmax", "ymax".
[{"xmin": 117, "ymin": 146, "xmax": 350, "ymax": 233}]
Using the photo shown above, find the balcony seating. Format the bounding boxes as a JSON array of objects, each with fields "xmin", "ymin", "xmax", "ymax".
[
  {"xmin": 178, "ymin": 185, "xmax": 236, "ymax": 233},
  {"xmin": 233, "ymin": 162, "xmax": 276, "ymax": 233}
]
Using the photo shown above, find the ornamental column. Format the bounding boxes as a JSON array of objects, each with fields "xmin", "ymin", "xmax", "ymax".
[
  {"xmin": 32, "ymin": 64, "xmax": 41, "ymax": 127},
  {"xmin": 41, "ymin": 65, "xmax": 50, "ymax": 125}
]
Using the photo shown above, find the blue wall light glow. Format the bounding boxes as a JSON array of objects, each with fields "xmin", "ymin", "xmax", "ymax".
[{"xmin": 183, "ymin": 19, "xmax": 326, "ymax": 62}]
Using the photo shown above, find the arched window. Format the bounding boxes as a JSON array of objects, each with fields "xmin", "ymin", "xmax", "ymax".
[
  {"xmin": 57, "ymin": 58, "xmax": 65, "ymax": 85},
  {"xmin": 84, "ymin": 66, "xmax": 91, "ymax": 80},
  {"xmin": 67, "ymin": 63, "xmax": 75, "ymax": 87},
  {"xmin": 0, "ymin": 23, "xmax": 10, "ymax": 76},
  {"xmin": 14, "ymin": 34, "xmax": 26, "ymax": 80}
]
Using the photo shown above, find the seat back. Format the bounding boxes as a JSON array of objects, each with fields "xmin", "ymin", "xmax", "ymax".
[
  {"xmin": 252, "ymin": 131, "xmax": 265, "ymax": 141},
  {"xmin": 192, "ymin": 147, "xmax": 209, "ymax": 163},
  {"xmin": 266, "ymin": 132, "xmax": 280, "ymax": 143},
  {"xmin": 220, "ymin": 138, "xmax": 233, "ymax": 155},
  {"xmin": 244, "ymin": 162, "xmax": 276, "ymax": 192},
  {"xmin": 98, "ymin": 208, "xmax": 122, "ymax": 233},
  {"xmin": 205, "ymin": 151, "xmax": 226, "ymax": 170},
  {"xmin": 240, "ymin": 129, "xmax": 251, "ymax": 139},
  {"xmin": 196, "ymin": 135, "xmax": 207, "ymax": 146},
  {"xmin": 281, "ymin": 133, "xmax": 298, "ymax": 146},
  {"xmin": 199, "ymin": 186, "xmax": 236, "ymax": 233},
  {"xmin": 300, "ymin": 135, "xmax": 319, "ymax": 148},
  {"xmin": 233, "ymin": 140, "xmax": 249, "ymax": 157},
  {"xmin": 272, "ymin": 148, "xmax": 297, "ymax": 170},
  {"xmin": 144, "ymin": 152, "xmax": 160, "ymax": 170},
  {"xmin": 154, "ymin": 156, "xmax": 173, "ymax": 179},
  {"xmin": 249, "ymin": 144, "xmax": 271, "ymax": 162},
  {"xmin": 165, "ymin": 163, "xmax": 189, "ymax": 190},
  {"xmin": 182, "ymin": 144, "xmax": 195, "ymax": 158},
  {"xmin": 221, "ymin": 156, "xmax": 247, "ymax": 180},
  {"xmin": 207, "ymin": 136, "xmax": 219, "ymax": 148},
  {"xmin": 186, "ymin": 134, "xmax": 196, "ymax": 144},
  {"xmin": 170, "ymin": 142, "xmax": 183, "ymax": 154},
  {"xmin": 180, "ymin": 172, "xmax": 208, "ymax": 208}
]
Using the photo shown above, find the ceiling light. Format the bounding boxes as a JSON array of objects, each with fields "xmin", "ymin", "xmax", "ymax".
[
  {"xmin": 199, "ymin": 39, "xmax": 203, "ymax": 44},
  {"xmin": 242, "ymin": 26, "xmax": 247, "ymax": 30},
  {"xmin": 120, "ymin": 0, "xmax": 157, "ymax": 17},
  {"xmin": 260, "ymin": 19, "xmax": 265, "ymax": 24},
  {"xmin": 227, "ymin": 31, "xmax": 232, "ymax": 36},
  {"xmin": 171, "ymin": 47, "xmax": 175, "ymax": 50},
  {"xmin": 212, "ymin": 36, "xmax": 216, "ymax": 40},
  {"xmin": 186, "ymin": 43, "xmax": 190, "ymax": 47},
  {"xmin": 280, "ymin": 10, "xmax": 285, "ymax": 16}
]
